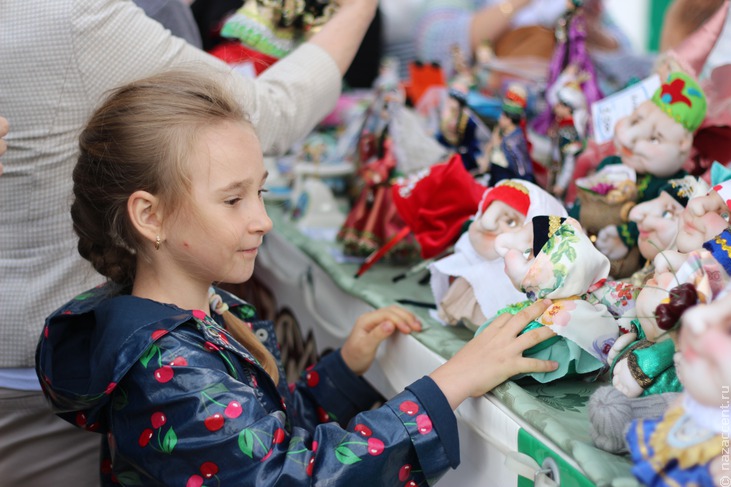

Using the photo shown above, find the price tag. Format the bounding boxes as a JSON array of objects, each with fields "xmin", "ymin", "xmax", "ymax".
[{"xmin": 591, "ymin": 74, "xmax": 661, "ymax": 144}]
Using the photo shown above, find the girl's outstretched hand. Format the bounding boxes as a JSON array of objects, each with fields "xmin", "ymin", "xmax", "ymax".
[
  {"xmin": 430, "ymin": 299, "xmax": 559, "ymax": 409},
  {"xmin": 341, "ymin": 305, "xmax": 422, "ymax": 376}
]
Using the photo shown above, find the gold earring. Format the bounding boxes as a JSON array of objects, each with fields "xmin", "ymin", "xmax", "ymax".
[{"xmin": 154, "ymin": 235, "xmax": 161, "ymax": 251}]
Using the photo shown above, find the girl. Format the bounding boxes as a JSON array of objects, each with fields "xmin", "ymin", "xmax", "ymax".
[{"xmin": 36, "ymin": 69, "xmax": 558, "ymax": 486}]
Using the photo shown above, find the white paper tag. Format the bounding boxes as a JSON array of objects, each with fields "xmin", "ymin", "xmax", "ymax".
[{"xmin": 591, "ymin": 74, "xmax": 661, "ymax": 144}]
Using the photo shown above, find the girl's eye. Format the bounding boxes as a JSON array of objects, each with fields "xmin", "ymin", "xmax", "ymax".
[
  {"xmin": 258, "ymin": 189, "xmax": 269, "ymax": 198},
  {"xmin": 650, "ymin": 135, "xmax": 659, "ymax": 144},
  {"xmin": 225, "ymin": 197, "xmax": 241, "ymax": 206}
]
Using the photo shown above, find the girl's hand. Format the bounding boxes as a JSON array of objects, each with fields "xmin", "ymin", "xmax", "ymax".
[
  {"xmin": 430, "ymin": 299, "xmax": 558, "ymax": 409},
  {"xmin": 341, "ymin": 305, "xmax": 422, "ymax": 375}
]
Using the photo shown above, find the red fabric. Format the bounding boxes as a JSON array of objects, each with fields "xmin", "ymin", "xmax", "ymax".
[
  {"xmin": 478, "ymin": 183, "xmax": 531, "ymax": 215},
  {"xmin": 209, "ymin": 41, "xmax": 279, "ymax": 75},
  {"xmin": 391, "ymin": 154, "xmax": 486, "ymax": 259}
]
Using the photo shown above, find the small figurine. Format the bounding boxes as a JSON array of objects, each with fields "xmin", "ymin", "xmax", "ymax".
[
  {"xmin": 627, "ymin": 176, "xmax": 709, "ymax": 287},
  {"xmin": 626, "ymin": 286, "xmax": 731, "ymax": 486},
  {"xmin": 475, "ymin": 215, "xmax": 634, "ymax": 383},
  {"xmin": 481, "ymin": 84, "xmax": 535, "ymax": 185},
  {"xmin": 572, "ymin": 72, "xmax": 708, "ymax": 276},
  {"xmin": 429, "ymin": 180, "xmax": 567, "ymax": 329},
  {"xmin": 436, "ymin": 87, "xmax": 485, "ymax": 173},
  {"xmin": 531, "ymin": 0, "xmax": 603, "ymax": 136},
  {"xmin": 547, "ymin": 71, "xmax": 589, "ymax": 200}
]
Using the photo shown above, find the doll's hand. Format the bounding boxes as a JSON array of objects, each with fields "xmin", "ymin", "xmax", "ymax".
[
  {"xmin": 596, "ymin": 225, "xmax": 629, "ymax": 260},
  {"xmin": 430, "ymin": 300, "xmax": 558, "ymax": 409},
  {"xmin": 607, "ymin": 332, "xmax": 636, "ymax": 364},
  {"xmin": 612, "ymin": 357, "xmax": 643, "ymax": 397},
  {"xmin": 341, "ymin": 305, "xmax": 421, "ymax": 375}
]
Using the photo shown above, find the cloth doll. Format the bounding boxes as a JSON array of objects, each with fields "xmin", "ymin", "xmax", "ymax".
[
  {"xmin": 626, "ymin": 283, "xmax": 731, "ymax": 486},
  {"xmin": 482, "ymin": 84, "xmax": 535, "ymax": 185},
  {"xmin": 628, "ymin": 175, "xmax": 709, "ymax": 288},
  {"xmin": 436, "ymin": 87, "xmax": 486, "ymax": 173},
  {"xmin": 547, "ymin": 72, "xmax": 589, "ymax": 201},
  {"xmin": 573, "ymin": 72, "xmax": 708, "ymax": 274},
  {"xmin": 531, "ymin": 0, "xmax": 603, "ymax": 136},
  {"xmin": 221, "ymin": 0, "xmax": 336, "ymax": 60},
  {"xmin": 429, "ymin": 180, "xmax": 567, "ymax": 329},
  {"xmin": 475, "ymin": 215, "xmax": 635, "ymax": 383}
]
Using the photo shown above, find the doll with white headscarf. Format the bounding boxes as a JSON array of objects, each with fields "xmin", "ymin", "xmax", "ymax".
[
  {"xmin": 429, "ymin": 179, "xmax": 567, "ymax": 330},
  {"xmin": 475, "ymin": 216, "xmax": 635, "ymax": 382}
]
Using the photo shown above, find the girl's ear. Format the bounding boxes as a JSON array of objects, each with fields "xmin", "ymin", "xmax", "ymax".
[{"xmin": 128, "ymin": 190, "xmax": 163, "ymax": 247}]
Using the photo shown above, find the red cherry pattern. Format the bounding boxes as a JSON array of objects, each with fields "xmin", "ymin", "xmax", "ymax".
[
  {"xmin": 224, "ymin": 400, "xmax": 243, "ymax": 418},
  {"xmin": 170, "ymin": 356, "xmax": 188, "ymax": 366},
  {"xmin": 405, "ymin": 481, "xmax": 418, "ymax": 487},
  {"xmin": 151, "ymin": 411, "xmax": 166, "ymax": 429},
  {"xmin": 354, "ymin": 423, "xmax": 372, "ymax": 437},
  {"xmin": 138, "ymin": 428, "xmax": 154, "ymax": 447},
  {"xmin": 399, "ymin": 400, "xmax": 419, "ymax": 416},
  {"xmin": 151, "ymin": 329, "xmax": 167, "ymax": 341},
  {"xmin": 154, "ymin": 366, "xmax": 174, "ymax": 383},
  {"xmin": 306, "ymin": 457, "xmax": 315, "ymax": 476},
  {"xmin": 398, "ymin": 464, "xmax": 412, "ymax": 482},
  {"xmin": 416, "ymin": 414, "xmax": 432, "ymax": 435},
  {"xmin": 186, "ymin": 474, "xmax": 203, "ymax": 487},
  {"xmin": 199, "ymin": 461, "xmax": 218, "ymax": 479},
  {"xmin": 204, "ymin": 413, "xmax": 225, "ymax": 432},
  {"xmin": 367, "ymin": 437, "xmax": 384, "ymax": 456},
  {"xmin": 272, "ymin": 428, "xmax": 286, "ymax": 445},
  {"xmin": 261, "ymin": 449, "xmax": 273, "ymax": 462},
  {"xmin": 306, "ymin": 370, "xmax": 320, "ymax": 387}
]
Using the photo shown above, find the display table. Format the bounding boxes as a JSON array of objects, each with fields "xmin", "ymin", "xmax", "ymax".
[{"xmin": 251, "ymin": 203, "xmax": 639, "ymax": 487}]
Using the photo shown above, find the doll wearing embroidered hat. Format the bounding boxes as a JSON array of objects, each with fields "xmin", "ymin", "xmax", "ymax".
[
  {"xmin": 482, "ymin": 84, "xmax": 534, "ymax": 184},
  {"xmin": 429, "ymin": 180, "xmax": 567, "ymax": 329},
  {"xmin": 625, "ymin": 282, "xmax": 731, "ymax": 486},
  {"xmin": 577, "ymin": 72, "xmax": 708, "ymax": 273},
  {"xmin": 474, "ymin": 215, "xmax": 634, "ymax": 383}
]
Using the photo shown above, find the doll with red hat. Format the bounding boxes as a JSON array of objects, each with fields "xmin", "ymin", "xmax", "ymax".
[
  {"xmin": 475, "ymin": 215, "xmax": 634, "ymax": 383},
  {"xmin": 429, "ymin": 180, "xmax": 566, "ymax": 329},
  {"xmin": 482, "ymin": 83, "xmax": 535, "ymax": 185}
]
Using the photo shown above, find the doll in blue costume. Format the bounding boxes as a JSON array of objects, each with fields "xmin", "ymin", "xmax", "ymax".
[
  {"xmin": 436, "ymin": 87, "xmax": 485, "ymax": 173},
  {"xmin": 475, "ymin": 215, "xmax": 636, "ymax": 382},
  {"xmin": 626, "ymin": 284, "xmax": 731, "ymax": 486},
  {"xmin": 573, "ymin": 72, "xmax": 708, "ymax": 270}
]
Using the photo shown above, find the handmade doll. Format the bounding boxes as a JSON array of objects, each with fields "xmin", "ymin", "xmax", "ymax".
[
  {"xmin": 531, "ymin": 0, "xmax": 603, "ymax": 136},
  {"xmin": 220, "ymin": 0, "xmax": 336, "ymax": 61},
  {"xmin": 429, "ymin": 180, "xmax": 567, "ymax": 329},
  {"xmin": 436, "ymin": 87, "xmax": 485, "ymax": 173},
  {"xmin": 574, "ymin": 72, "xmax": 708, "ymax": 273},
  {"xmin": 547, "ymin": 73, "xmax": 589, "ymax": 200},
  {"xmin": 482, "ymin": 84, "xmax": 535, "ymax": 185},
  {"xmin": 475, "ymin": 215, "xmax": 635, "ymax": 383},
  {"xmin": 626, "ymin": 285, "xmax": 731, "ymax": 486},
  {"xmin": 628, "ymin": 176, "xmax": 709, "ymax": 288}
]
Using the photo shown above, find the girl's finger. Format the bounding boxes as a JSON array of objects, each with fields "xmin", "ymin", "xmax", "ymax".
[
  {"xmin": 503, "ymin": 300, "xmax": 551, "ymax": 336},
  {"xmin": 515, "ymin": 357, "xmax": 559, "ymax": 375},
  {"xmin": 513, "ymin": 325, "xmax": 557, "ymax": 352}
]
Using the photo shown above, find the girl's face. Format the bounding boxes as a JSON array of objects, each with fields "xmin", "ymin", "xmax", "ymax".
[
  {"xmin": 494, "ymin": 221, "xmax": 535, "ymax": 287},
  {"xmin": 164, "ymin": 121, "xmax": 272, "ymax": 286},
  {"xmin": 676, "ymin": 192, "xmax": 730, "ymax": 253},
  {"xmin": 467, "ymin": 200, "xmax": 525, "ymax": 260},
  {"xmin": 629, "ymin": 191, "xmax": 684, "ymax": 260}
]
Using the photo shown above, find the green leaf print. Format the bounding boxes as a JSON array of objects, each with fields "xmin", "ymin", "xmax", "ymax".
[
  {"xmin": 139, "ymin": 345, "xmax": 159, "ymax": 368},
  {"xmin": 334, "ymin": 445, "xmax": 362, "ymax": 465},
  {"xmin": 116, "ymin": 471, "xmax": 144, "ymax": 486},
  {"xmin": 239, "ymin": 429, "xmax": 255, "ymax": 458},
  {"xmin": 162, "ymin": 427, "xmax": 178, "ymax": 453}
]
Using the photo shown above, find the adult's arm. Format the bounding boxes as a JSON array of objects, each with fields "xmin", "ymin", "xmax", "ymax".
[{"xmin": 74, "ymin": 0, "xmax": 375, "ymax": 155}]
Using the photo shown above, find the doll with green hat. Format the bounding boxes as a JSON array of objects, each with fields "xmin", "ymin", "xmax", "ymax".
[{"xmin": 573, "ymin": 71, "xmax": 708, "ymax": 278}]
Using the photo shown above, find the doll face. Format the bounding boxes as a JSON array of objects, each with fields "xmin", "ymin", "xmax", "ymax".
[
  {"xmin": 553, "ymin": 101, "xmax": 572, "ymax": 121},
  {"xmin": 629, "ymin": 191, "xmax": 684, "ymax": 260},
  {"xmin": 613, "ymin": 101, "xmax": 691, "ymax": 178},
  {"xmin": 676, "ymin": 294, "xmax": 731, "ymax": 406},
  {"xmin": 468, "ymin": 200, "xmax": 525, "ymax": 260},
  {"xmin": 494, "ymin": 221, "xmax": 535, "ymax": 287},
  {"xmin": 635, "ymin": 267, "xmax": 681, "ymax": 342},
  {"xmin": 676, "ymin": 192, "xmax": 730, "ymax": 253}
]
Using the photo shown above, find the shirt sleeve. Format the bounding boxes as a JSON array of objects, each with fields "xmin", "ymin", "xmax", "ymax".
[
  {"xmin": 72, "ymin": 0, "xmax": 340, "ymax": 155},
  {"xmin": 109, "ymin": 328, "xmax": 460, "ymax": 486}
]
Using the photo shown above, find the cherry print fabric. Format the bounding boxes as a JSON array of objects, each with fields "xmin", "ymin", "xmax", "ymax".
[{"xmin": 37, "ymin": 285, "xmax": 458, "ymax": 486}]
